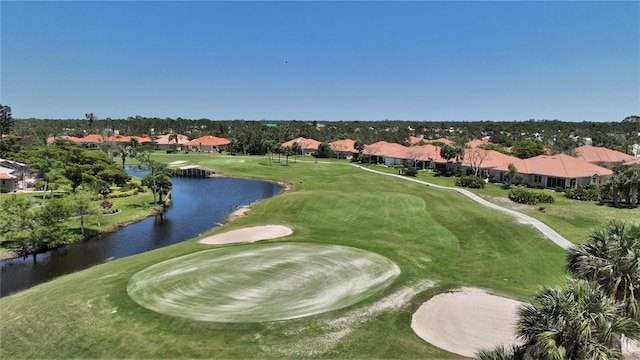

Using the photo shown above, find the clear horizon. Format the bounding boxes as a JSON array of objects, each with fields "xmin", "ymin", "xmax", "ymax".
[{"xmin": 2, "ymin": 1, "xmax": 638, "ymax": 122}]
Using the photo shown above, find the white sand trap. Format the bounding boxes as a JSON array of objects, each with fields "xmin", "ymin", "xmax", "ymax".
[
  {"xmin": 199, "ymin": 225, "xmax": 293, "ymax": 245},
  {"xmin": 168, "ymin": 160, "xmax": 188, "ymax": 166},
  {"xmin": 411, "ymin": 287, "xmax": 522, "ymax": 358}
]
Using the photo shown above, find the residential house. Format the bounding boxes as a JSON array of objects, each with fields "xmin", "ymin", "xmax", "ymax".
[
  {"xmin": 282, "ymin": 137, "xmax": 320, "ymax": 156},
  {"xmin": 329, "ymin": 139, "xmax": 357, "ymax": 159},
  {"xmin": 0, "ymin": 169, "xmax": 16, "ymax": 191},
  {"xmin": 363, "ymin": 141, "xmax": 408, "ymax": 165},
  {"xmin": 142, "ymin": 134, "xmax": 190, "ymax": 150},
  {"xmin": 458, "ymin": 149, "xmax": 521, "ymax": 177},
  {"xmin": 0, "ymin": 158, "xmax": 30, "ymax": 191},
  {"xmin": 492, "ymin": 153, "xmax": 612, "ymax": 189},
  {"xmin": 185, "ymin": 136, "xmax": 231, "ymax": 153},
  {"xmin": 574, "ymin": 145, "xmax": 636, "ymax": 168}
]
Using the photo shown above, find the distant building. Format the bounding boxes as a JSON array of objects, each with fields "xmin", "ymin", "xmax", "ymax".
[{"xmin": 185, "ymin": 136, "xmax": 231, "ymax": 153}]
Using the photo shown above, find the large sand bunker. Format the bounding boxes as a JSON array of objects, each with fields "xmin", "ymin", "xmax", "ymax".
[
  {"xmin": 411, "ymin": 287, "xmax": 522, "ymax": 357},
  {"xmin": 127, "ymin": 243, "xmax": 400, "ymax": 322},
  {"xmin": 199, "ymin": 225, "xmax": 293, "ymax": 244}
]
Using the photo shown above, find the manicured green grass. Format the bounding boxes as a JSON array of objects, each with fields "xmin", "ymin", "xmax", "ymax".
[
  {"xmin": 1, "ymin": 154, "xmax": 568, "ymax": 359},
  {"xmin": 366, "ymin": 167, "xmax": 640, "ymax": 243}
]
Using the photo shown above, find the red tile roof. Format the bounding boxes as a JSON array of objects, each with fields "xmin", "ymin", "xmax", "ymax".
[
  {"xmin": 460, "ymin": 149, "xmax": 521, "ymax": 169},
  {"xmin": 150, "ymin": 134, "xmax": 190, "ymax": 145},
  {"xmin": 363, "ymin": 141, "xmax": 407, "ymax": 157},
  {"xmin": 0, "ymin": 170, "xmax": 15, "ymax": 180},
  {"xmin": 493, "ymin": 153, "xmax": 613, "ymax": 178},
  {"xmin": 329, "ymin": 139, "xmax": 356, "ymax": 152},
  {"xmin": 281, "ymin": 137, "xmax": 321, "ymax": 150},
  {"xmin": 575, "ymin": 145, "xmax": 636, "ymax": 164},
  {"xmin": 185, "ymin": 136, "xmax": 231, "ymax": 146}
]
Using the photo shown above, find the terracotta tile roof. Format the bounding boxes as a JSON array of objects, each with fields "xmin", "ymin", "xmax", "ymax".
[
  {"xmin": 80, "ymin": 134, "xmax": 104, "ymax": 143},
  {"xmin": 0, "ymin": 169, "xmax": 16, "ymax": 179},
  {"xmin": 407, "ymin": 136, "xmax": 425, "ymax": 145},
  {"xmin": 150, "ymin": 134, "xmax": 190, "ymax": 145},
  {"xmin": 185, "ymin": 136, "xmax": 231, "ymax": 146},
  {"xmin": 575, "ymin": 145, "xmax": 636, "ymax": 164},
  {"xmin": 329, "ymin": 139, "xmax": 356, "ymax": 152},
  {"xmin": 466, "ymin": 138, "xmax": 492, "ymax": 148},
  {"xmin": 493, "ymin": 153, "xmax": 613, "ymax": 178},
  {"xmin": 622, "ymin": 157, "xmax": 640, "ymax": 166},
  {"xmin": 46, "ymin": 135, "xmax": 84, "ymax": 144},
  {"xmin": 425, "ymin": 138, "xmax": 454, "ymax": 146},
  {"xmin": 460, "ymin": 149, "xmax": 521, "ymax": 169},
  {"xmin": 281, "ymin": 137, "xmax": 321, "ymax": 150},
  {"xmin": 363, "ymin": 141, "xmax": 407, "ymax": 157}
]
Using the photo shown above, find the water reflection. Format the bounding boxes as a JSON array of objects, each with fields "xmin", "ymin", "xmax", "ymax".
[{"xmin": 1, "ymin": 176, "xmax": 280, "ymax": 297}]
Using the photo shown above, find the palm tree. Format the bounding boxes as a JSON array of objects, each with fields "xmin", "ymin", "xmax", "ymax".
[
  {"xmin": 354, "ymin": 139, "xmax": 365, "ymax": 161},
  {"xmin": 623, "ymin": 166, "xmax": 640, "ymax": 208},
  {"xmin": 566, "ymin": 219, "xmax": 640, "ymax": 320},
  {"xmin": 474, "ymin": 345, "xmax": 523, "ymax": 360},
  {"xmin": 517, "ymin": 279, "xmax": 640, "ymax": 360},
  {"xmin": 290, "ymin": 141, "xmax": 301, "ymax": 163}
]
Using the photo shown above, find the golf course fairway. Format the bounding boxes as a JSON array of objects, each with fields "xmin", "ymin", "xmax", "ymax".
[{"xmin": 127, "ymin": 243, "xmax": 401, "ymax": 322}]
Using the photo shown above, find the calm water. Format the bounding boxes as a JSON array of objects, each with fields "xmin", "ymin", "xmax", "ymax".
[{"xmin": 0, "ymin": 174, "xmax": 281, "ymax": 297}]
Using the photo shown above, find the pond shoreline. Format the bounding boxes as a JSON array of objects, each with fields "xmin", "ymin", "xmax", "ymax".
[{"xmin": 0, "ymin": 176, "xmax": 291, "ymax": 263}]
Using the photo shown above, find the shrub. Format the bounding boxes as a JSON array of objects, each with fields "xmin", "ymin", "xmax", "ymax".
[
  {"xmin": 0, "ymin": 187, "xmax": 10, "ymax": 193},
  {"xmin": 564, "ymin": 186, "xmax": 601, "ymax": 202},
  {"xmin": 403, "ymin": 167, "xmax": 417, "ymax": 177},
  {"xmin": 121, "ymin": 182, "xmax": 144, "ymax": 193},
  {"xmin": 455, "ymin": 176, "xmax": 485, "ymax": 189},
  {"xmin": 508, "ymin": 188, "xmax": 555, "ymax": 205},
  {"xmin": 106, "ymin": 189, "xmax": 139, "ymax": 198}
]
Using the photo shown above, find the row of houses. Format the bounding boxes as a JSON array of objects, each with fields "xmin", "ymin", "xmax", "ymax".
[
  {"xmin": 281, "ymin": 137, "xmax": 640, "ymax": 190},
  {"xmin": 47, "ymin": 134, "xmax": 231, "ymax": 153}
]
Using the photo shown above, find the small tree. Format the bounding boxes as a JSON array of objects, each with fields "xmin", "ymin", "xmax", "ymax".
[
  {"xmin": 282, "ymin": 146, "xmax": 294, "ymax": 166},
  {"xmin": 71, "ymin": 189, "xmax": 101, "ymax": 237},
  {"xmin": 354, "ymin": 139, "xmax": 365, "ymax": 161},
  {"xmin": 506, "ymin": 163, "xmax": 517, "ymax": 186},
  {"xmin": 315, "ymin": 142, "xmax": 332, "ymax": 158},
  {"xmin": 0, "ymin": 104, "xmax": 13, "ymax": 137},
  {"xmin": 290, "ymin": 142, "xmax": 301, "ymax": 163},
  {"xmin": 467, "ymin": 148, "xmax": 488, "ymax": 177}
]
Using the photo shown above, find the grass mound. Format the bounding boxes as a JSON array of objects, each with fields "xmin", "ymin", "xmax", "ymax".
[{"xmin": 127, "ymin": 243, "xmax": 400, "ymax": 322}]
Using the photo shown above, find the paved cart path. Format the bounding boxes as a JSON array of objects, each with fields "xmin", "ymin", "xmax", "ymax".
[{"xmin": 355, "ymin": 166, "xmax": 574, "ymax": 250}]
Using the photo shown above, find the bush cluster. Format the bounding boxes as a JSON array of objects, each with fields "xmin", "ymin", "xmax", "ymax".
[
  {"xmin": 455, "ymin": 176, "xmax": 485, "ymax": 188},
  {"xmin": 508, "ymin": 188, "xmax": 555, "ymax": 205},
  {"xmin": 403, "ymin": 167, "xmax": 417, "ymax": 177},
  {"xmin": 106, "ymin": 189, "xmax": 138, "ymax": 199},
  {"xmin": 564, "ymin": 184, "xmax": 601, "ymax": 202}
]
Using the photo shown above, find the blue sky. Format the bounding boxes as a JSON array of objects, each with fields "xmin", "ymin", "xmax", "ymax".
[{"xmin": 1, "ymin": 1, "xmax": 638, "ymax": 122}]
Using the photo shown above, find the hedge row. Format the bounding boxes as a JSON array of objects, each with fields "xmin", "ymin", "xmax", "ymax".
[{"xmin": 508, "ymin": 188, "xmax": 555, "ymax": 205}]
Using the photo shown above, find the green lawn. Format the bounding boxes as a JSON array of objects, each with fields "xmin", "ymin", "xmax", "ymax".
[{"xmin": 1, "ymin": 154, "xmax": 573, "ymax": 359}]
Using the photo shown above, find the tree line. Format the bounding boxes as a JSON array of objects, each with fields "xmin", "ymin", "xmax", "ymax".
[
  {"xmin": 2, "ymin": 110, "xmax": 639, "ymax": 156},
  {"xmin": 0, "ymin": 139, "xmax": 172, "ymax": 259}
]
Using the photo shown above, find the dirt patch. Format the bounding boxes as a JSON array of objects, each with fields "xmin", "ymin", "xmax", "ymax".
[{"xmin": 411, "ymin": 287, "xmax": 522, "ymax": 357}]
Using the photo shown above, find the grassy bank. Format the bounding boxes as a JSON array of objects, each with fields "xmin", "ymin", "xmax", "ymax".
[
  {"xmin": 1, "ymin": 154, "xmax": 568, "ymax": 359},
  {"xmin": 364, "ymin": 165, "xmax": 640, "ymax": 243}
]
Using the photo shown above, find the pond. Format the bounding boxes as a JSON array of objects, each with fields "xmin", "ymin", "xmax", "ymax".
[{"xmin": 0, "ymin": 173, "xmax": 281, "ymax": 297}]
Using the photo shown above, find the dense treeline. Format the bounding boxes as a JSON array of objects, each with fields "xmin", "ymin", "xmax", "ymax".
[{"xmin": 6, "ymin": 116, "xmax": 640, "ymax": 156}]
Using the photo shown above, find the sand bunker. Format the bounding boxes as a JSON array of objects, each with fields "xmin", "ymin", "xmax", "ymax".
[
  {"xmin": 199, "ymin": 225, "xmax": 293, "ymax": 245},
  {"xmin": 411, "ymin": 287, "xmax": 522, "ymax": 358}
]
